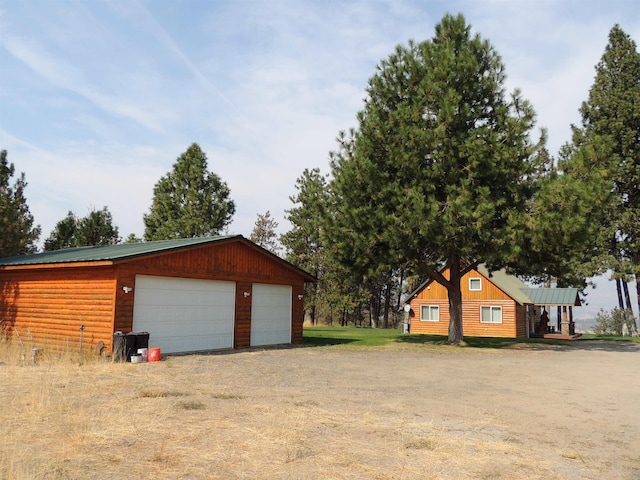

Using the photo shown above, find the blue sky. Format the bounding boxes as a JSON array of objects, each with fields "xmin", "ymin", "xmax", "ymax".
[{"xmin": 1, "ymin": 0, "xmax": 639, "ymax": 319}]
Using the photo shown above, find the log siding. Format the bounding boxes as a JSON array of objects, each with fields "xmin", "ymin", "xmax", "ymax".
[
  {"xmin": 0, "ymin": 268, "xmax": 116, "ymax": 350},
  {"xmin": 408, "ymin": 268, "xmax": 526, "ymax": 338},
  {"xmin": 0, "ymin": 237, "xmax": 312, "ymax": 352}
]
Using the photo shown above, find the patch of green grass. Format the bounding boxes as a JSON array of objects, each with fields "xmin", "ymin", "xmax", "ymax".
[
  {"xmin": 579, "ymin": 334, "xmax": 640, "ymax": 343},
  {"xmin": 303, "ymin": 326, "xmax": 402, "ymax": 347},
  {"xmin": 395, "ymin": 333, "xmax": 575, "ymax": 348},
  {"xmin": 450, "ymin": 336, "xmax": 569, "ymax": 349},
  {"xmin": 303, "ymin": 326, "xmax": 640, "ymax": 349}
]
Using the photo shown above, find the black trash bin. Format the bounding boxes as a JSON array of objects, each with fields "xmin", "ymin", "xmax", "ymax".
[
  {"xmin": 132, "ymin": 331, "xmax": 150, "ymax": 350},
  {"xmin": 113, "ymin": 331, "xmax": 136, "ymax": 362},
  {"xmin": 124, "ymin": 333, "xmax": 138, "ymax": 361},
  {"xmin": 113, "ymin": 331, "xmax": 151, "ymax": 362}
]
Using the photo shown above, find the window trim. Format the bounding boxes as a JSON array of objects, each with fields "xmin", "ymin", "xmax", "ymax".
[
  {"xmin": 468, "ymin": 277, "xmax": 482, "ymax": 291},
  {"xmin": 480, "ymin": 306, "xmax": 503, "ymax": 324},
  {"xmin": 420, "ymin": 305, "xmax": 440, "ymax": 322}
]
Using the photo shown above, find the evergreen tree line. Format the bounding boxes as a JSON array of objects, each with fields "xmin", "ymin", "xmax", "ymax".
[
  {"xmin": 0, "ymin": 143, "xmax": 236, "ymax": 255},
  {"xmin": 279, "ymin": 16, "xmax": 640, "ymax": 340},
  {"xmin": 2, "ymin": 15, "xmax": 638, "ymax": 341}
]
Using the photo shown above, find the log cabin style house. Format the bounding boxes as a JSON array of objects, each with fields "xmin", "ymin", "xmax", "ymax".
[
  {"xmin": 0, "ymin": 235, "xmax": 315, "ymax": 355},
  {"xmin": 406, "ymin": 265, "xmax": 581, "ymax": 339}
]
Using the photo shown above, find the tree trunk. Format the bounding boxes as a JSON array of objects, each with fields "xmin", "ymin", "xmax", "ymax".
[
  {"xmin": 309, "ymin": 282, "xmax": 317, "ymax": 326},
  {"xmin": 622, "ymin": 279, "xmax": 638, "ymax": 334},
  {"xmin": 616, "ymin": 277, "xmax": 625, "ymax": 309},
  {"xmin": 382, "ymin": 278, "xmax": 392, "ymax": 329},
  {"xmin": 447, "ymin": 255, "xmax": 464, "ymax": 344},
  {"xmin": 369, "ymin": 297, "xmax": 377, "ymax": 328},
  {"xmin": 395, "ymin": 269, "xmax": 404, "ymax": 329},
  {"xmin": 636, "ymin": 275, "xmax": 640, "ymax": 332}
]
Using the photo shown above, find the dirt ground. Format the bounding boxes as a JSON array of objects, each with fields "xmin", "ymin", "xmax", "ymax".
[{"xmin": 1, "ymin": 340, "xmax": 639, "ymax": 479}]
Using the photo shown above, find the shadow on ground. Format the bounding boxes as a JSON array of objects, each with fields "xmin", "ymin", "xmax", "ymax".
[
  {"xmin": 395, "ymin": 334, "xmax": 640, "ymax": 353},
  {"xmin": 301, "ymin": 337, "xmax": 358, "ymax": 347}
]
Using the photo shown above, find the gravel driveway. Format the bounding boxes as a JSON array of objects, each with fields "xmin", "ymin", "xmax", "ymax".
[{"xmin": 2, "ymin": 341, "xmax": 639, "ymax": 479}]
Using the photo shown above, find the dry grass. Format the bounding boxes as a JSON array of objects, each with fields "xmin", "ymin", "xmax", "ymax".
[{"xmin": 1, "ymin": 337, "xmax": 639, "ymax": 479}]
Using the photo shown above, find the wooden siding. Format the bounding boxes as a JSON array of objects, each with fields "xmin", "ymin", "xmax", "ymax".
[
  {"xmin": 113, "ymin": 241, "xmax": 308, "ymax": 344},
  {"xmin": 0, "ymin": 268, "xmax": 115, "ymax": 350},
  {"xmin": 113, "ymin": 268, "xmax": 136, "ymax": 335},
  {"xmin": 409, "ymin": 299, "xmax": 450, "ymax": 336},
  {"xmin": 409, "ymin": 268, "xmax": 525, "ymax": 338},
  {"xmin": 121, "ymin": 241, "xmax": 304, "ymax": 285},
  {"xmin": 1, "ymin": 238, "xmax": 312, "ymax": 352},
  {"xmin": 515, "ymin": 304, "xmax": 528, "ymax": 338},
  {"xmin": 291, "ymin": 284, "xmax": 304, "ymax": 344},
  {"xmin": 234, "ymin": 281, "xmax": 252, "ymax": 349}
]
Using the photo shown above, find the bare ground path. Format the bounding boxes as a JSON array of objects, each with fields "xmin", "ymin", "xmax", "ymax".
[{"xmin": 1, "ymin": 341, "xmax": 639, "ymax": 479}]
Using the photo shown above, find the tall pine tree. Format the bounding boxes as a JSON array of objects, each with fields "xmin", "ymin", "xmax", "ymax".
[
  {"xmin": 44, "ymin": 207, "xmax": 120, "ymax": 250},
  {"xmin": 0, "ymin": 150, "xmax": 40, "ymax": 257},
  {"xmin": 249, "ymin": 210, "xmax": 281, "ymax": 255},
  {"xmin": 44, "ymin": 211, "xmax": 78, "ymax": 251},
  {"xmin": 326, "ymin": 14, "xmax": 543, "ymax": 343},
  {"xmin": 144, "ymin": 143, "xmax": 235, "ymax": 240},
  {"xmin": 281, "ymin": 168, "xmax": 328, "ymax": 325},
  {"xmin": 562, "ymin": 25, "xmax": 640, "ymax": 319}
]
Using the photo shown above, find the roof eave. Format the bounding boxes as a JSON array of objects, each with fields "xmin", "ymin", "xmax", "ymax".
[{"xmin": 0, "ymin": 260, "xmax": 115, "ymax": 271}]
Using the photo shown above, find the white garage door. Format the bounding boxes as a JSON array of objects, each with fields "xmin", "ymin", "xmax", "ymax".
[
  {"xmin": 132, "ymin": 275, "xmax": 235, "ymax": 354},
  {"xmin": 251, "ymin": 283, "xmax": 292, "ymax": 346}
]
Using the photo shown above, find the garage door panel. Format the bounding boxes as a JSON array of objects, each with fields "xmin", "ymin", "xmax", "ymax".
[
  {"xmin": 133, "ymin": 275, "xmax": 235, "ymax": 353},
  {"xmin": 251, "ymin": 284, "xmax": 291, "ymax": 347}
]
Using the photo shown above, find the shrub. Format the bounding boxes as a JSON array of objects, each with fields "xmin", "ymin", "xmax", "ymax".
[{"xmin": 592, "ymin": 308, "xmax": 627, "ymax": 335}]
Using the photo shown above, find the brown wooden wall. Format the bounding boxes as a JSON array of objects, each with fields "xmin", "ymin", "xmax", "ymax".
[
  {"xmin": 113, "ymin": 241, "xmax": 310, "ymax": 342},
  {"xmin": 234, "ymin": 281, "xmax": 252, "ymax": 348},
  {"xmin": 0, "ymin": 267, "xmax": 116, "ymax": 351},
  {"xmin": 1, "ymin": 239, "xmax": 312, "ymax": 353},
  {"xmin": 291, "ymin": 284, "xmax": 305, "ymax": 344},
  {"xmin": 515, "ymin": 304, "xmax": 528, "ymax": 338},
  {"xmin": 120, "ymin": 241, "xmax": 305, "ymax": 285},
  {"xmin": 408, "ymin": 268, "xmax": 525, "ymax": 338}
]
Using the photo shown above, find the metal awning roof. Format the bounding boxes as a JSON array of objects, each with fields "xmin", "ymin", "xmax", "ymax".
[{"xmin": 520, "ymin": 288, "xmax": 581, "ymax": 306}]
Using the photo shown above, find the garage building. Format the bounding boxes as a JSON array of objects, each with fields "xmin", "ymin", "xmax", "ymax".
[{"xmin": 0, "ymin": 235, "xmax": 314, "ymax": 354}]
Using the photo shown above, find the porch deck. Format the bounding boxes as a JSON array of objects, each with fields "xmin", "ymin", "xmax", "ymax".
[{"xmin": 530, "ymin": 332, "xmax": 583, "ymax": 341}]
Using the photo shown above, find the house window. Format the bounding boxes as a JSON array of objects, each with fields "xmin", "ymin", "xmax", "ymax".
[
  {"xmin": 469, "ymin": 278, "xmax": 482, "ymax": 291},
  {"xmin": 481, "ymin": 306, "xmax": 503, "ymax": 324},
  {"xmin": 420, "ymin": 305, "xmax": 440, "ymax": 322}
]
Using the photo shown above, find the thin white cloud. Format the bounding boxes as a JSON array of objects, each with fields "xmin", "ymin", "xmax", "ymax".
[
  {"xmin": 2, "ymin": 33, "xmax": 172, "ymax": 132},
  {"xmin": 108, "ymin": 0, "xmax": 239, "ymax": 112}
]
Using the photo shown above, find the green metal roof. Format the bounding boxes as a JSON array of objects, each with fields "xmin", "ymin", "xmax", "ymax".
[
  {"xmin": 520, "ymin": 288, "xmax": 581, "ymax": 306},
  {"xmin": 476, "ymin": 265, "xmax": 533, "ymax": 306},
  {"xmin": 0, "ymin": 235, "xmax": 242, "ymax": 266}
]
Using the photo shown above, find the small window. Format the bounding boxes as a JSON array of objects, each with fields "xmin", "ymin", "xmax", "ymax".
[
  {"xmin": 481, "ymin": 306, "xmax": 502, "ymax": 324},
  {"xmin": 420, "ymin": 305, "xmax": 440, "ymax": 322},
  {"xmin": 469, "ymin": 278, "xmax": 482, "ymax": 291}
]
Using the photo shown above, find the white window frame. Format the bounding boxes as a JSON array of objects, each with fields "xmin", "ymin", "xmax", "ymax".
[
  {"xmin": 480, "ymin": 306, "xmax": 503, "ymax": 324},
  {"xmin": 420, "ymin": 305, "xmax": 440, "ymax": 322},
  {"xmin": 469, "ymin": 277, "xmax": 482, "ymax": 291}
]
